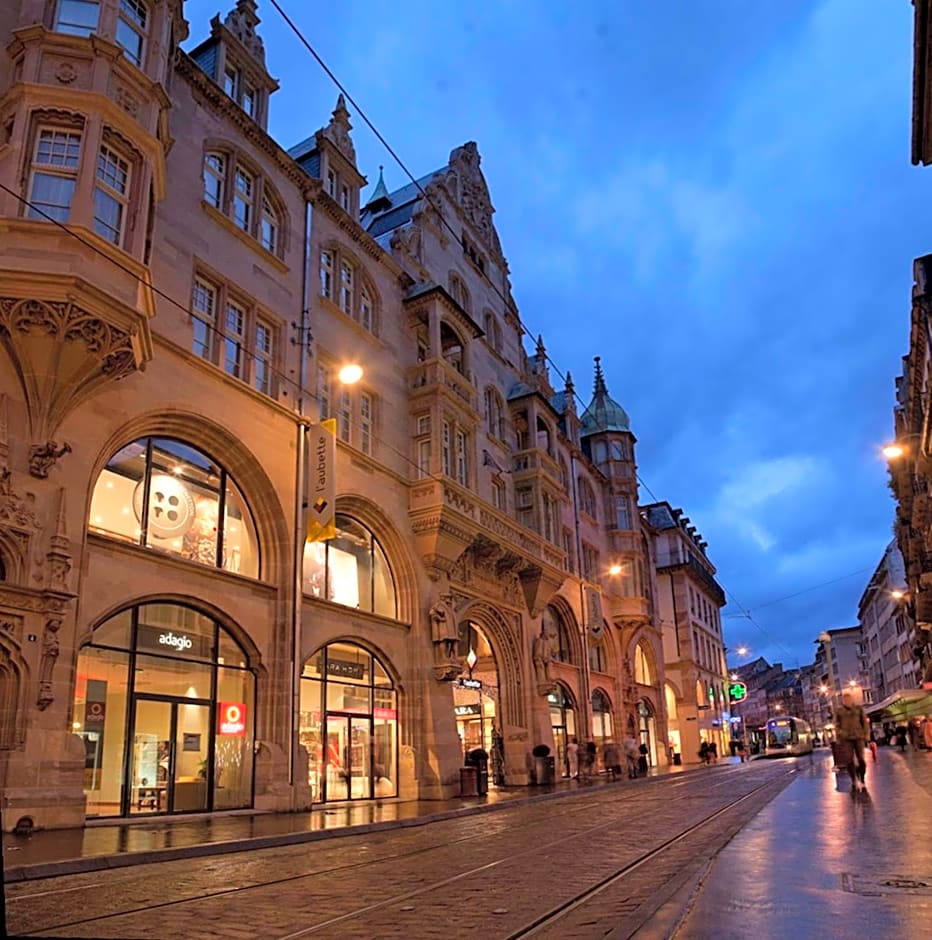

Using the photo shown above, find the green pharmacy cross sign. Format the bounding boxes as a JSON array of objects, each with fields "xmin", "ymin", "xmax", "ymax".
[{"xmin": 728, "ymin": 681, "xmax": 748, "ymax": 704}]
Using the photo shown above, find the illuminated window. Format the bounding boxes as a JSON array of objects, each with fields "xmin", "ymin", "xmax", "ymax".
[
  {"xmin": 634, "ymin": 643, "xmax": 653, "ymax": 686},
  {"xmin": 88, "ymin": 437, "xmax": 260, "ymax": 577},
  {"xmin": 302, "ymin": 515, "xmax": 397, "ymax": 618},
  {"xmin": 319, "ymin": 246, "xmax": 379, "ymax": 335}
]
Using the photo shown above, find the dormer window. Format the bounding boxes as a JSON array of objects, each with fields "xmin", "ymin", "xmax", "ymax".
[
  {"xmin": 116, "ymin": 0, "xmax": 148, "ymax": 67},
  {"xmin": 326, "ymin": 170, "xmax": 336, "ymax": 198},
  {"xmin": 54, "ymin": 0, "xmax": 100, "ymax": 37},
  {"xmin": 223, "ymin": 63, "xmax": 259, "ymax": 119},
  {"xmin": 340, "ymin": 185, "xmax": 350, "ymax": 212}
]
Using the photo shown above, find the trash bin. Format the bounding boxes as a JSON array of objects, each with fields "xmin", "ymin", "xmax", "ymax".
[
  {"xmin": 459, "ymin": 766, "xmax": 478, "ymax": 797},
  {"xmin": 673, "ymin": 752, "xmax": 682, "ymax": 766},
  {"xmin": 466, "ymin": 749, "xmax": 489, "ymax": 796},
  {"xmin": 533, "ymin": 755, "xmax": 555, "ymax": 785}
]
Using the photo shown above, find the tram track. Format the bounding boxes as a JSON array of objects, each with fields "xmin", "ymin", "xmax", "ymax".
[{"xmin": 8, "ymin": 764, "xmax": 795, "ymax": 938}]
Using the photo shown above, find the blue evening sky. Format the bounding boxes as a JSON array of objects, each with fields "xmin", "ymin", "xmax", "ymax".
[{"xmin": 183, "ymin": 1, "xmax": 922, "ymax": 671}]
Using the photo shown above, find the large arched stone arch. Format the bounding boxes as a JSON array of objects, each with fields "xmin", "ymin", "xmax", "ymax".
[
  {"xmin": 546, "ymin": 595, "xmax": 582, "ymax": 667},
  {"xmin": 457, "ymin": 600, "xmax": 527, "ymax": 731},
  {"xmin": 336, "ymin": 493, "xmax": 418, "ymax": 625},
  {"xmin": 303, "ymin": 635, "xmax": 405, "ymax": 696},
  {"xmin": 88, "ymin": 411, "xmax": 291, "ymax": 582}
]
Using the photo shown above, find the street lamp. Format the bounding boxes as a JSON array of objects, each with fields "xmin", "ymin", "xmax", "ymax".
[
  {"xmin": 338, "ymin": 362, "xmax": 363, "ymax": 385},
  {"xmin": 736, "ymin": 646, "xmax": 749, "ymax": 657}
]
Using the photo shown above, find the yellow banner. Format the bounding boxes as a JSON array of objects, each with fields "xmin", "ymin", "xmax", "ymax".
[{"xmin": 306, "ymin": 418, "xmax": 336, "ymax": 542}]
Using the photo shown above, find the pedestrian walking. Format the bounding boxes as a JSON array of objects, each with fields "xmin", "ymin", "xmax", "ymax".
[
  {"xmin": 566, "ymin": 736, "xmax": 579, "ymax": 779},
  {"xmin": 582, "ymin": 740, "xmax": 597, "ymax": 781},
  {"xmin": 699, "ymin": 741, "xmax": 710, "ymax": 765},
  {"xmin": 869, "ymin": 738, "xmax": 878, "ymax": 763},
  {"xmin": 603, "ymin": 740, "xmax": 622, "ymax": 781},
  {"xmin": 736, "ymin": 739, "xmax": 748, "ymax": 763},
  {"xmin": 835, "ymin": 691, "xmax": 870, "ymax": 793},
  {"xmin": 637, "ymin": 742, "xmax": 649, "ymax": 776},
  {"xmin": 624, "ymin": 734, "xmax": 639, "ymax": 778}
]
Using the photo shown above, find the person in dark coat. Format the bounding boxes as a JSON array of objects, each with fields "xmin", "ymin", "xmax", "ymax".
[{"xmin": 637, "ymin": 742, "xmax": 649, "ymax": 776}]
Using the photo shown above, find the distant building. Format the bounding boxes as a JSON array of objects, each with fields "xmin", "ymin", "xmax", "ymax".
[
  {"xmin": 645, "ymin": 502, "xmax": 727, "ymax": 763},
  {"xmin": 729, "ymin": 657, "xmax": 803, "ymax": 741},
  {"xmin": 815, "ymin": 627, "xmax": 868, "ymax": 710},
  {"xmin": 858, "ymin": 541, "xmax": 919, "ymax": 701}
]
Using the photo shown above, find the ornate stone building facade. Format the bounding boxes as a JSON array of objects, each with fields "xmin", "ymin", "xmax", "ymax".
[
  {"xmin": 643, "ymin": 502, "xmax": 727, "ymax": 762},
  {"xmin": 0, "ymin": 1, "xmax": 667, "ymax": 830}
]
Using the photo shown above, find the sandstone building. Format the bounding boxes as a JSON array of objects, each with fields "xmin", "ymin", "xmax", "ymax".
[{"xmin": 0, "ymin": 1, "xmax": 674, "ymax": 830}]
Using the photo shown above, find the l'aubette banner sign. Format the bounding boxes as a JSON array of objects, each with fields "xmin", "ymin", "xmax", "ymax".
[{"xmin": 307, "ymin": 418, "xmax": 336, "ymax": 542}]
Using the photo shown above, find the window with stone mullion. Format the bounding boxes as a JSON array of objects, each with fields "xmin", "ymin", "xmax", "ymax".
[{"xmin": 28, "ymin": 127, "xmax": 82, "ymax": 222}]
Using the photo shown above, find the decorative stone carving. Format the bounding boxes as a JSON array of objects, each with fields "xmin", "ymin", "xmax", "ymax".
[
  {"xmin": 114, "ymin": 86, "xmax": 139, "ymax": 118},
  {"xmin": 322, "ymin": 94, "xmax": 356, "ymax": 165},
  {"xmin": 429, "ymin": 594, "xmax": 462, "ymax": 681},
  {"xmin": 28, "ymin": 441, "xmax": 71, "ymax": 479},
  {"xmin": 447, "ymin": 142, "xmax": 503, "ymax": 258},
  {"xmin": 0, "ymin": 615, "xmax": 23, "ymax": 641},
  {"xmin": 0, "ymin": 467, "xmax": 40, "ymax": 531},
  {"xmin": 45, "ymin": 488, "xmax": 72, "ymax": 594},
  {"xmin": 532, "ymin": 627, "xmax": 556, "ymax": 695},
  {"xmin": 222, "ymin": 0, "xmax": 266, "ymax": 65},
  {"xmin": 0, "ymin": 295, "xmax": 144, "ymax": 446},
  {"xmin": 55, "ymin": 62, "xmax": 77, "ymax": 84},
  {"xmin": 36, "ymin": 617, "xmax": 61, "ymax": 710}
]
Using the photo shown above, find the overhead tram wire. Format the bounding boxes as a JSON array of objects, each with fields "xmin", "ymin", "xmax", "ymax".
[
  {"xmin": 0, "ymin": 180, "xmax": 451, "ymax": 486},
  {"xmin": 264, "ymin": 5, "xmax": 865, "ymax": 668}
]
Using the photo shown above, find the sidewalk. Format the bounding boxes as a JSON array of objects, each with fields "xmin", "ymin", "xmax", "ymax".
[
  {"xmin": 668, "ymin": 747, "xmax": 932, "ymax": 938},
  {"xmin": 2, "ymin": 766, "xmax": 674, "ymax": 882}
]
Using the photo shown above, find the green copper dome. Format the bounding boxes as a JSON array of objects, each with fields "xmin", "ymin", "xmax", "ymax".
[{"xmin": 580, "ymin": 357, "xmax": 630, "ymax": 436}]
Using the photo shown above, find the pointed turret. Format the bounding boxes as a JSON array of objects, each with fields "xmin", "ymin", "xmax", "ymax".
[
  {"xmin": 581, "ymin": 356, "xmax": 630, "ymax": 436},
  {"xmin": 364, "ymin": 166, "xmax": 393, "ymax": 214}
]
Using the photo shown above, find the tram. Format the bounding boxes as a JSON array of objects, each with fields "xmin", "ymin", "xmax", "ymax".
[{"xmin": 761, "ymin": 716, "xmax": 815, "ymax": 756}]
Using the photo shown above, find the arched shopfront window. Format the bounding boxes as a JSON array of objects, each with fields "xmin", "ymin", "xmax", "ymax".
[
  {"xmin": 299, "ymin": 642, "xmax": 397, "ymax": 802},
  {"xmin": 89, "ymin": 437, "xmax": 260, "ymax": 577},
  {"xmin": 634, "ymin": 642, "xmax": 653, "ymax": 685},
  {"xmin": 591, "ymin": 688, "xmax": 613, "ymax": 753},
  {"xmin": 73, "ymin": 602, "xmax": 256, "ymax": 818},
  {"xmin": 302, "ymin": 514, "xmax": 397, "ymax": 617}
]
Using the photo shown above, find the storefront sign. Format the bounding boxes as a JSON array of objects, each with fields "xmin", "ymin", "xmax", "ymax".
[
  {"xmin": 373, "ymin": 707, "xmax": 397, "ymax": 720},
  {"xmin": 218, "ymin": 702, "xmax": 247, "ymax": 736},
  {"xmin": 307, "ymin": 419, "xmax": 336, "ymax": 542},
  {"xmin": 458, "ymin": 677, "xmax": 481, "ymax": 690},
  {"xmin": 137, "ymin": 624, "xmax": 211, "ymax": 660},
  {"xmin": 455, "ymin": 704, "xmax": 481, "ymax": 717},
  {"xmin": 84, "ymin": 699, "xmax": 106, "ymax": 726},
  {"xmin": 327, "ymin": 659, "xmax": 366, "ymax": 680},
  {"xmin": 183, "ymin": 732, "xmax": 201, "ymax": 751}
]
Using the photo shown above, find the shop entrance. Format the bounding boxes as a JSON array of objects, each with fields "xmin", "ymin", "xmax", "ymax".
[
  {"xmin": 324, "ymin": 713, "xmax": 372, "ymax": 800},
  {"xmin": 547, "ymin": 685, "xmax": 577, "ymax": 778},
  {"xmin": 454, "ymin": 621, "xmax": 504, "ymax": 786},
  {"xmin": 128, "ymin": 695, "xmax": 211, "ymax": 815}
]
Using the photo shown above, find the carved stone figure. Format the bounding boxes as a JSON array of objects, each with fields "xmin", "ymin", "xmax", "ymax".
[
  {"xmin": 36, "ymin": 617, "xmax": 61, "ymax": 710},
  {"xmin": 430, "ymin": 596, "xmax": 458, "ymax": 659},
  {"xmin": 29, "ymin": 441, "xmax": 71, "ymax": 478},
  {"xmin": 532, "ymin": 629, "xmax": 553, "ymax": 686}
]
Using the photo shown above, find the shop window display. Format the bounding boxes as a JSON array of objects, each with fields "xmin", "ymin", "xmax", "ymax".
[
  {"xmin": 72, "ymin": 602, "xmax": 255, "ymax": 818},
  {"xmin": 303, "ymin": 514, "xmax": 396, "ymax": 617},
  {"xmin": 89, "ymin": 437, "xmax": 259, "ymax": 577},
  {"xmin": 299, "ymin": 642, "xmax": 397, "ymax": 802}
]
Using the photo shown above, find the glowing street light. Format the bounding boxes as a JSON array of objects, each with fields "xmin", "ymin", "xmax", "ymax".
[
  {"xmin": 338, "ymin": 363, "xmax": 363, "ymax": 385},
  {"xmin": 608, "ymin": 563, "xmax": 623, "ymax": 576},
  {"xmin": 736, "ymin": 646, "xmax": 749, "ymax": 657},
  {"xmin": 891, "ymin": 589, "xmax": 906, "ymax": 601},
  {"xmin": 882, "ymin": 442, "xmax": 905, "ymax": 460}
]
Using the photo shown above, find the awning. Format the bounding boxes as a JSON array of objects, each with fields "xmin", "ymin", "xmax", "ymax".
[{"xmin": 865, "ymin": 688, "xmax": 932, "ymax": 721}]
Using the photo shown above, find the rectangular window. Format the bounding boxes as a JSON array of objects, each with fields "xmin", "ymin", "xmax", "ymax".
[
  {"xmin": 254, "ymin": 318, "xmax": 273, "ymax": 395},
  {"xmin": 242, "ymin": 85, "xmax": 256, "ymax": 118},
  {"xmin": 203, "ymin": 153, "xmax": 225, "ymax": 208},
  {"xmin": 260, "ymin": 196, "xmax": 278, "ymax": 253},
  {"xmin": 441, "ymin": 420, "xmax": 452, "ymax": 477},
  {"xmin": 191, "ymin": 278, "xmax": 216, "ymax": 361},
  {"xmin": 28, "ymin": 128, "xmax": 82, "ymax": 222},
  {"xmin": 55, "ymin": 0, "xmax": 100, "ymax": 36},
  {"xmin": 582, "ymin": 544, "xmax": 599, "ymax": 582},
  {"xmin": 340, "ymin": 185, "xmax": 350, "ymax": 211},
  {"xmin": 614, "ymin": 496, "xmax": 630, "ymax": 530},
  {"xmin": 416, "ymin": 415, "xmax": 431, "ymax": 436},
  {"xmin": 318, "ymin": 364, "xmax": 331, "ymax": 421},
  {"xmin": 360, "ymin": 392, "xmax": 373, "ymax": 456},
  {"xmin": 93, "ymin": 144, "xmax": 129, "ymax": 245},
  {"xmin": 492, "ymin": 478, "xmax": 506, "ymax": 511},
  {"xmin": 223, "ymin": 301, "xmax": 245, "ymax": 378},
  {"xmin": 326, "ymin": 169, "xmax": 336, "ymax": 197},
  {"xmin": 360, "ymin": 286, "xmax": 372, "ymax": 332},
  {"xmin": 338, "ymin": 387, "xmax": 351, "ymax": 442},
  {"xmin": 232, "ymin": 168, "xmax": 253, "ymax": 231},
  {"xmin": 339, "ymin": 262, "xmax": 353, "ymax": 314},
  {"xmin": 116, "ymin": 0, "xmax": 147, "ymax": 66},
  {"xmin": 455, "ymin": 429, "xmax": 468, "ymax": 486},
  {"xmin": 320, "ymin": 250, "xmax": 333, "ymax": 300},
  {"xmin": 562, "ymin": 527, "xmax": 575, "ymax": 572},
  {"xmin": 417, "ymin": 439, "xmax": 431, "ymax": 479},
  {"xmin": 223, "ymin": 66, "xmax": 240, "ymax": 100}
]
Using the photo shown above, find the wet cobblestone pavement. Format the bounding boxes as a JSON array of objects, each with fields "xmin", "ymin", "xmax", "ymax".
[{"xmin": 669, "ymin": 747, "xmax": 932, "ymax": 940}]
